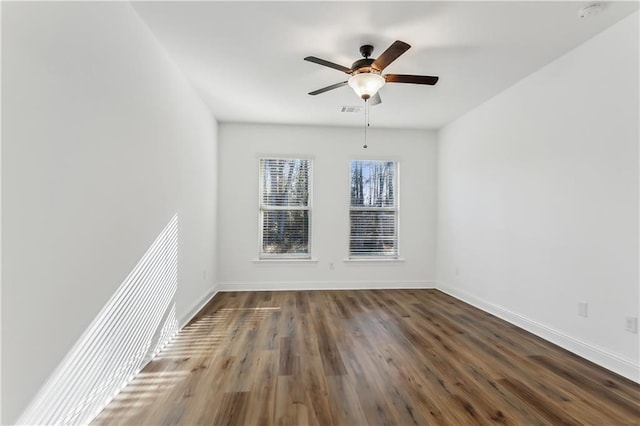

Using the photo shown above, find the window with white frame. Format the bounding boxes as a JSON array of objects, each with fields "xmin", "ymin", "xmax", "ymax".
[
  {"xmin": 349, "ymin": 160, "xmax": 398, "ymax": 258},
  {"xmin": 259, "ymin": 158, "xmax": 311, "ymax": 258}
]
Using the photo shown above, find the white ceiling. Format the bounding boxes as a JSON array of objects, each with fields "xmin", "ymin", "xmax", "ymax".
[{"xmin": 132, "ymin": 1, "xmax": 638, "ymax": 130}]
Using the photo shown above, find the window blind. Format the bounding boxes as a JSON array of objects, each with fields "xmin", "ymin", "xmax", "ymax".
[
  {"xmin": 259, "ymin": 158, "xmax": 311, "ymax": 257},
  {"xmin": 349, "ymin": 160, "xmax": 398, "ymax": 257}
]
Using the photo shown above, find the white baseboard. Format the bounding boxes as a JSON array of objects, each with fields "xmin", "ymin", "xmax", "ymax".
[
  {"xmin": 178, "ymin": 284, "xmax": 220, "ymax": 328},
  {"xmin": 218, "ymin": 280, "xmax": 435, "ymax": 292},
  {"xmin": 437, "ymin": 282, "xmax": 640, "ymax": 384}
]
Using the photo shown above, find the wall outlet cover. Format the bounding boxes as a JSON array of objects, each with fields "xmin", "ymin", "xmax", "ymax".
[
  {"xmin": 578, "ymin": 301, "xmax": 588, "ymax": 318},
  {"xmin": 625, "ymin": 317, "xmax": 638, "ymax": 334}
]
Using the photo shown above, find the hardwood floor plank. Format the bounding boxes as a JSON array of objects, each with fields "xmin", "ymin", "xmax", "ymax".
[
  {"xmin": 311, "ymin": 309, "xmax": 347, "ymax": 377},
  {"xmin": 325, "ymin": 375, "xmax": 368, "ymax": 425},
  {"xmin": 243, "ymin": 350, "xmax": 277, "ymax": 426},
  {"xmin": 94, "ymin": 289, "xmax": 640, "ymax": 426},
  {"xmin": 498, "ymin": 377, "xmax": 582, "ymax": 426},
  {"xmin": 278, "ymin": 336, "xmax": 296, "ymax": 376},
  {"xmin": 529, "ymin": 354, "xmax": 640, "ymax": 423},
  {"xmin": 210, "ymin": 392, "xmax": 249, "ymax": 426}
]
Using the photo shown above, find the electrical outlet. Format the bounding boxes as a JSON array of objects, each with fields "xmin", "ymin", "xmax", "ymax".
[
  {"xmin": 578, "ymin": 301, "xmax": 588, "ymax": 318},
  {"xmin": 455, "ymin": 267, "xmax": 460, "ymax": 277},
  {"xmin": 329, "ymin": 262, "xmax": 335, "ymax": 270},
  {"xmin": 202, "ymin": 270, "xmax": 207, "ymax": 280},
  {"xmin": 625, "ymin": 317, "xmax": 638, "ymax": 334}
]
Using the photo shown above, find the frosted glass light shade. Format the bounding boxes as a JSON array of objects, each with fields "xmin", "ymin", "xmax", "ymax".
[{"xmin": 348, "ymin": 73, "xmax": 385, "ymax": 100}]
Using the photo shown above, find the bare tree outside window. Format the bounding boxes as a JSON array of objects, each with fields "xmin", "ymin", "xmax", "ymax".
[
  {"xmin": 259, "ymin": 158, "xmax": 311, "ymax": 257},
  {"xmin": 350, "ymin": 160, "xmax": 398, "ymax": 257}
]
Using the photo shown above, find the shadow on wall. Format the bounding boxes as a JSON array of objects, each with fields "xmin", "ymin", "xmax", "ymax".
[{"xmin": 17, "ymin": 214, "xmax": 181, "ymax": 425}]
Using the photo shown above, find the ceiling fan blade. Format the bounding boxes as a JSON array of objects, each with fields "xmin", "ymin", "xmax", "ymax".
[
  {"xmin": 371, "ymin": 40, "xmax": 411, "ymax": 71},
  {"xmin": 308, "ymin": 81, "xmax": 348, "ymax": 95},
  {"xmin": 385, "ymin": 74, "xmax": 439, "ymax": 85},
  {"xmin": 304, "ymin": 56, "xmax": 352, "ymax": 74},
  {"xmin": 370, "ymin": 92, "xmax": 382, "ymax": 106}
]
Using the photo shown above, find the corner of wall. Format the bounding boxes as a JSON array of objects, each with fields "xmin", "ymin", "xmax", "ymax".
[{"xmin": 179, "ymin": 284, "xmax": 220, "ymax": 328}]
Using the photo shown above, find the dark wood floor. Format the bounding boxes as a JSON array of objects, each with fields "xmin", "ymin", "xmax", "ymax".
[{"xmin": 94, "ymin": 289, "xmax": 639, "ymax": 425}]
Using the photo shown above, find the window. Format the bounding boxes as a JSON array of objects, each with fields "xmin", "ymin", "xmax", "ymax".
[
  {"xmin": 349, "ymin": 160, "xmax": 398, "ymax": 258},
  {"xmin": 259, "ymin": 158, "xmax": 311, "ymax": 258}
]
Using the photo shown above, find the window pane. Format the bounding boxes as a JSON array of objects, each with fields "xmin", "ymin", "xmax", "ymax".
[
  {"xmin": 262, "ymin": 210, "xmax": 309, "ymax": 255},
  {"xmin": 349, "ymin": 211, "xmax": 397, "ymax": 256},
  {"xmin": 261, "ymin": 158, "xmax": 309, "ymax": 207},
  {"xmin": 349, "ymin": 160, "xmax": 398, "ymax": 257},
  {"xmin": 259, "ymin": 157, "xmax": 311, "ymax": 258},
  {"xmin": 350, "ymin": 160, "xmax": 395, "ymax": 207}
]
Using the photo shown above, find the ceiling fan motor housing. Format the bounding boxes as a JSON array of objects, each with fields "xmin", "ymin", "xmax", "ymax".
[{"xmin": 351, "ymin": 58, "xmax": 377, "ymax": 74}]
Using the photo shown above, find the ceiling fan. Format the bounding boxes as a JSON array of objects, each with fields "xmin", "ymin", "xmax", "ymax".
[{"xmin": 304, "ymin": 40, "xmax": 439, "ymax": 105}]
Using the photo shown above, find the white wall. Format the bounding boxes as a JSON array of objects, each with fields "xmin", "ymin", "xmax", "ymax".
[
  {"xmin": 218, "ymin": 123, "xmax": 437, "ymax": 290},
  {"xmin": 1, "ymin": 2, "xmax": 218, "ymax": 423},
  {"xmin": 437, "ymin": 12, "xmax": 639, "ymax": 381}
]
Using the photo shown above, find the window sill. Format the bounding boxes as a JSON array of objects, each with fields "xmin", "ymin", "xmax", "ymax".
[
  {"xmin": 343, "ymin": 257, "xmax": 406, "ymax": 263},
  {"xmin": 252, "ymin": 258, "xmax": 319, "ymax": 264}
]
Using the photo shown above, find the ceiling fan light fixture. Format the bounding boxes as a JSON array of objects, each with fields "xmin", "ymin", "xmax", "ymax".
[{"xmin": 348, "ymin": 73, "xmax": 385, "ymax": 100}]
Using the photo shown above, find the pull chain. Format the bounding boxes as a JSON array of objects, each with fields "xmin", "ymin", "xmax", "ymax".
[{"xmin": 363, "ymin": 98, "xmax": 369, "ymax": 149}]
